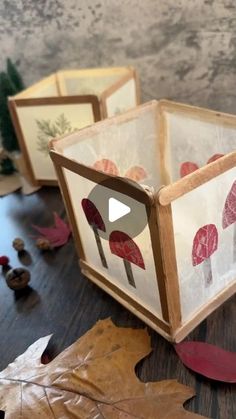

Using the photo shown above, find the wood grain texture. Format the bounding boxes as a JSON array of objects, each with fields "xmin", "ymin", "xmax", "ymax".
[
  {"xmin": 0, "ymin": 188, "xmax": 235, "ymax": 419},
  {"xmin": 100, "ymin": 68, "xmax": 138, "ymax": 118},
  {"xmin": 158, "ymin": 151, "xmax": 236, "ymax": 206},
  {"xmin": 50, "ymin": 150, "xmax": 151, "ymax": 205},
  {"xmin": 8, "ymin": 99, "xmax": 38, "ymax": 186},
  {"xmin": 80, "ymin": 259, "xmax": 170, "ymax": 338},
  {"xmin": 155, "ymin": 200, "xmax": 182, "ymax": 332},
  {"xmin": 159, "ymin": 99, "xmax": 236, "ymax": 129}
]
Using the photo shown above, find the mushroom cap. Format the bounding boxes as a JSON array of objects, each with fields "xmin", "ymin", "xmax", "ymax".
[
  {"xmin": 109, "ymin": 231, "xmax": 145, "ymax": 269},
  {"xmin": 81, "ymin": 198, "xmax": 106, "ymax": 232},
  {"xmin": 222, "ymin": 180, "xmax": 236, "ymax": 229},
  {"xmin": 125, "ymin": 166, "xmax": 147, "ymax": 182},
  {"xmin": 207, "ymin": 153, "xmax": 224, "ymax": 164},
  {"xmin": 192, "ymin": 224, "xmax": 218, "ymax": 266},
  {"xmin": 93, "ymin": 159, "xmax": 119, "ymax": 176},
  {"xmin": 180, "ymin": 162, "xmax": 199, "ymax": 178}
]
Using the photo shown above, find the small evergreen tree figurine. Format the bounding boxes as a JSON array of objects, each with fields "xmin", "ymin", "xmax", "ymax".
[
  {"xmin": 0, "ymin": 59, "xmax": 24, "ymax": 154},
  {"xmin": 0, "ymin": 72, "xmax": 19, "ymax": 152},
  {"xmin": 7, "ymin": 58, "xmax": 24, "ymax": 91},
  {"xmin": 0, "ymin": 155, "xmax": 15, "ymax": 175}
]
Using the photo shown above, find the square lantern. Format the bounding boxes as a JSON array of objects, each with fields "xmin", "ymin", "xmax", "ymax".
[
  {"xmin": 50, "ymin": 100, "xmax": 236, "ymax": 342},
  {"xmin": 9, "ymin": 67, "xmax": 139, "ymax": 186}
]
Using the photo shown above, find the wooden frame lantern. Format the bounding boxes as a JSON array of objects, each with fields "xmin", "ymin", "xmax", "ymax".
[
  {"xmin": 50, "ymin": 100, "xmax": 236, "ymax": 342},
  {"xmin": 9, "ymin": 67, "xmax": 139, "ymax": 186}
]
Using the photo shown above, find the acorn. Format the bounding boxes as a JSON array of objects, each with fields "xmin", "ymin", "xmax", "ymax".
[
  {"xmin": 36, "ymin": 237, "xmax": 51, "ymax": 250},
  {"xmin": 5, "ymin": 267, "xmax": 30, "ymax": 290},
  {"xmin": 12, "ymin": 237, "xmax": 25, "ymax": 252}
]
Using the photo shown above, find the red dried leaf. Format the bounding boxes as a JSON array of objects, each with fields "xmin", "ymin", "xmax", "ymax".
[
  {"xmin": 192, "ymin": 224, "xmax": 218, "ymax": 266},
  {"xmin": 207, "ymin": 153, "xmax": 224, "ymax": 164},
  {"xmin": 175, "ymin": 341, "xmax": 236, "ymax": 382},
  {"xmin": 109, "ymin": 231, "xmax": 145, "ymax": 269},
  {"xmin": 222, "ymin": 180, "xmax": 236, "ymax": 229},
  {"xmin": 125, "ymin": 166, "xmax": 148, "ymax": 182},
  {"xmin": 81, "ymin": 198, "xmax": 105, "ymax": 232},
  {"xmin": 180, "ymin": 162, "xmax": 199, "ymax": 178},
  {"xmin": 93, "ymin": 159, "xmax": 119, "ymax": 176},
  {"xmin": 40, "ymin": 353, "xmax": 51, "ymax": 365},
  {"xmin": 32, "ymin": 212, "xmax": 71, "ymax": 248}
]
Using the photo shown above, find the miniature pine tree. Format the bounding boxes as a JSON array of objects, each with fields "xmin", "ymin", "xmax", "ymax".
[
  {"xmin": 0, "ymin": 156, "xmax": 15, "ymax": 175},
  {"xmin": 7, "ymin": 58, "xmax": 24, "ymax": 91},
  {"xmin": 0, "ymin": 72, "xmax": 19, "ymax": 152}
]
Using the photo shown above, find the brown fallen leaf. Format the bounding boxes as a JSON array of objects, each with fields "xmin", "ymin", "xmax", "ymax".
[{"xmin": 0, "ymin": 319, "xmax": 207, "ymax": 418}]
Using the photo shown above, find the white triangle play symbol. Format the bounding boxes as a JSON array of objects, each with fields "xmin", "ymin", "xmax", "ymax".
[{"xmin": 108, "ymin": 197, "xmax": 131, "ymax": 222}]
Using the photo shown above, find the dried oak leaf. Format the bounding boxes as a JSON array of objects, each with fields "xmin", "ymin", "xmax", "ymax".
[{"xmin": 0, "ymin": 319, "xmax": 206, "ymax": 418}]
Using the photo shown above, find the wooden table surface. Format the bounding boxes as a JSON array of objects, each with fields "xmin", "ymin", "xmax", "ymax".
[{"xmin": 0, "ymin": 187, "xmax": 235, "ymax": 419}]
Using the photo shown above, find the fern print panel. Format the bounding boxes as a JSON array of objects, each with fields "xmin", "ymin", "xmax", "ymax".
[
  {"xmin": 36, "ymin": 114, "xmax": 78, "ymax": 156},
  {"xmin": 16, "ymin": 103, "xmax": 94, "ymax": 181}
]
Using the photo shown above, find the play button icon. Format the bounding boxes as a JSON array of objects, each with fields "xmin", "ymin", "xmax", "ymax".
[
  {"xmin": 85, "ymin": 177, "xmax": 151, "ymax": 241},
  {"xmin": 108, "ymin": 198, "xmax": 131, "ymax": 222}
]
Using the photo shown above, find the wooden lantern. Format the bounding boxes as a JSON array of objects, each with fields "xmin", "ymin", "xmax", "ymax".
[
  {"xmin": 50, "ymin": 100, "xmax": 236, "ymax": 342},
  {"xmin": 9, "ymin": 67, "xmax": 139, "ymax": 186}
]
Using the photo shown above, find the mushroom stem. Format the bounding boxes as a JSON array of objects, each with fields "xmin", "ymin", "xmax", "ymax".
[
  {"xmin": 123, "ymin": 259, "xmax": 136, "ymax": 288},
  {"xmin": 203, "ymin": 257, "xmax": 213, "ymax": 286},
  {"xmin": 93, "ymin": 226, "xmax": 108, "ymax": 269}
]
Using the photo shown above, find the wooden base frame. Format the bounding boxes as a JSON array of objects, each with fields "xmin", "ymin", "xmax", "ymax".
[
  {"xmin": 80, "ymin": 260, "xmax": 171, "ymax": 340},
  {"xmin": 174, "ymin": 279, "xmax": 236, "ymax": 342}
]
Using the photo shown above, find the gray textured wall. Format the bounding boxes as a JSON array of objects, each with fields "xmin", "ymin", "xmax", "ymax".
[{"xmin": 1, "ymin": 0, "xmax": 236, "ymax": 113}]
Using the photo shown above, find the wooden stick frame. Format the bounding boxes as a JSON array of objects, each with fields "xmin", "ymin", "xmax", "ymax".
[
  {"xmin": 56, "ymin": 67, "xmax": 134, "ymax": 96},
  {"xmin": 156, "ymin": 99, "xmax": 236, "ymax": 340},
  {"xmin": 14, "ymin": 74, "xmax": 58, "ymax": 99},
  {"xmin": 9, "ymin": 67, "xmax": 139, "ymax": 187},
  {"xmin": 50, "ymin": 149, "xmax": 171, "ymax": 338},
  {"xmin": 157, "ymin": 99, "xmax": 236, "ymax": 206},
  {"xmin": 8, "ymin": 95, "xmax": 101, "ymax": 186},
  {"xmin": 100, "ymin": 67, "xmax": 140, "ymax": 118},
  {"xmin": 51, "ymin": 99, "xmax": 236, "ymax": 341}
]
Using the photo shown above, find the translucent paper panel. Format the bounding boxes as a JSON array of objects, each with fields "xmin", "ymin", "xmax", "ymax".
[
  {"xmin": 63, "ymin": 106, "xmax": 160, "ymax": 189},
  {"xmin": 17, "ymin": 103, "xmax": 94, "ymax": 180},
  {"xmin": 30, "ymin": 81, "xmax": 58, "ymax": 98},
  {"xmin": 17, "ymin": 76, "xmax": 58, "ymax": 99},
  {"xmin": 172, "ymin": 167, "xmax": 236, "ymax": 321},
  {"xmin": 106, "ymin": 78, "xmax": 137, "ymax": 117},
  {"xmin": 64, "ymin": 168, "xmax": 163, "ymax": 319},
  {"xmin": 166, "ymin": 112, "xmax": 236, "ymax": 182},
  {"xmin": 60, "ymin": 69, "xmax": 129, "ymax": 96}
]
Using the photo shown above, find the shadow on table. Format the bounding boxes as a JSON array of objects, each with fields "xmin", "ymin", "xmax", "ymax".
[
  {"xmin": 14, "ymin": 285, "xmax": 41, "ymax": 313},
  {"xmin": 17, "ymin": 250, "xmax": 33, "ymax": 266}
]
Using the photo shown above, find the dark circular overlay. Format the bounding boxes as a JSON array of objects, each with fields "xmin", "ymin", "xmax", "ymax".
[{"xmin": 82, "ymin": 178, "xmax": 151, "ymax": 242}]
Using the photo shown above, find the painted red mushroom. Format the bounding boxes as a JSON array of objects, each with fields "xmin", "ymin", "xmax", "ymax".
[
  {"xmin": 180, "ymin": 162, "xmax": 199, "ymax": 178},
  {"xmin": 192, "ymin": 224, "xmax": 218, "ymax": 286},
  {"xmin": 109, "ymin": 231, "xmax": 145, "ymax": 288},
  {"xmin": 81, "ymin": 198, "xmax": 108, "ymax": 268},
  {"xmin": 93, "ymin": 159, "xmax": 119, "ymax": 176},
  {"xmin": 207, "ymin": 154, "xmax": 224, "ymax": 164},
  {"xmin": 125, "ymin": 166, "xmax": 148, "ymax": 183},
  {"xmin": 222, "ymin": 180, "xmax": 236, "ymax": 258}
]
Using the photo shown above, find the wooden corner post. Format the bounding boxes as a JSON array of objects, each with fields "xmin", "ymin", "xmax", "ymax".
[{"xmin": 155, "ymin": 197, "xmax": 182, "ymax": 336}]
